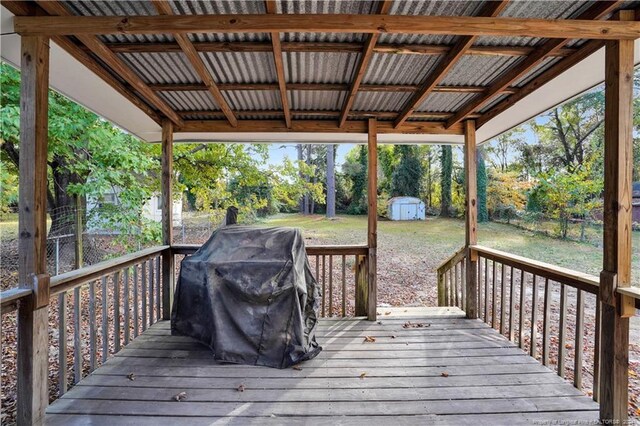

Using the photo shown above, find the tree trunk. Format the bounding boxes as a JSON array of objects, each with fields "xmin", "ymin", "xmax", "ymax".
[
  {"xmin": 297, "ymin": 144, "xmax": 305, "ymax": 214},
  {"xmin": 326, "ymin": 144, "xmax": 336, "ymax": 218},
  {"xmin": 440, "ymin": 145, "xmax": 452, "ymax": 217}
]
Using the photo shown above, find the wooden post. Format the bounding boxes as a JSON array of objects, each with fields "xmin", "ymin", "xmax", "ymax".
[
  {"xmin": 367, "ymin": 119, "xmax": 378, "ymax": 321},
  {"xmin": 354, "ymin": 255, "xmax": 367, "ymax": 316},
  {"xmin": 599, "ymin": 9, "xmax": 634, "ymax": 424},
  {"xmin": 17, "ymin": 35, "xmax": 50, "ymax": 425},
  {"xmin": 161, "ymin": 119, "xmax": 175, "ymax": 320},
  {"xmin": 464, "ymin": 120, "xmax": 479, "ymax": 319}
]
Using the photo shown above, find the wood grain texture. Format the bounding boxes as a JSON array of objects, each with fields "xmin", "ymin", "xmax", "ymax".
[
  {"xmin": 464, "ymin": 121, "xmax": 479, "ymax": 319},
  {"xmin": 14, "ymin": 14, "xmax": 640, "ymax": 40},
  {"xmin": 367, "ymin": 119, "xmax": 378, "ymax": 321},
  {"xmin": 161, "ymin": 120, "xmax": 174, "ymax": 320},
  {"xmin": 264, "ymin": 0, "xmax": 292, "ymax": 128}
]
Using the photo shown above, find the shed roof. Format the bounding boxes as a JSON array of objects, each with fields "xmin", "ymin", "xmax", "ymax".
[{"xmin": 2, "ymin": 1, "xmax": 640, "ymax": 144}]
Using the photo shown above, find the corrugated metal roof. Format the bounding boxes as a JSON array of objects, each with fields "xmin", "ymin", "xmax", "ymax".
[
  {"xmin": 158, "ymin": 91, "xmax": 219, "ymax": 111},
  {"xmin": 352, "ymin": 92, "xmax": 413, "ymax": 112},
  {"xmin": 278, "ymin": 0, "xmax": 378, "ymax": 14},
  {"xmin": 512, "ymin": 56, "xmax": 562, "ymax": 88},
  {"xmin": 170, "ymin": 0, "xmax": 265, "ymax": 15},
  {"xmin": 439, "ymin": 55, "xmax": 522, "ymax": 86},
  {"xmin": 284, "ymin": 52, "xmax": 359, "ymax": 84},
  {"xmin": 288, "ymin": 90, "xmax": 346, "ymax": 111},
  {"xmin": 364, "ymin": 54, "xmax": 440, "ymax": 85},
  {"xmin": 416, "ymin": 92, "xmax": 477, "ymax": 112},
  {"xmin": 389, "ymin": 0, "xmax": 485, "ymax": 16},
  {"xmin": 200, "ymin": 52, "xmax": 276, "ymax": 84},
  {"xmin": 222, "ymin": 90, "xmax": 281, "ymax": 111},
  {"xmin": 282, "ymin": 32, "xmax": 366, "ymax": 43},
  {"xmin": 118, "ymin": 52, "xmax": 200, "ymax": 84},
  {"xmin": 478, "ymin": 93, "xmax": 510, "ymax": 114}
]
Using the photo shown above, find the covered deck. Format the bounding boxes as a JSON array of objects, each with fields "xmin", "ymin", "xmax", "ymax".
[
  {"xmin": 1, "ymin": 1, "xmax": 640, "ymax": 425},
  {"xmin": 45, "ymin": 308, "xmax": 600, "ymax": 425}
]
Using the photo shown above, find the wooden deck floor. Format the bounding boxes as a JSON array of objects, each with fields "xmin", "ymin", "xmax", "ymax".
[{"xmin": 45, "ymin": 308, "xmax": 599, "ymax": 425}]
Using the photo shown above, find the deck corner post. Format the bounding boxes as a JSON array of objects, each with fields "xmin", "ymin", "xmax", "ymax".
[
  {"xmin": 17, "ymin": 34, "xmax": 50, "ymax": 425},
  {"xmin": 599, "ymin": 9, "xmax": 634, "ymax": 424},
  {"xmin": 161, "ymin": 119, "xmax": 175, "ymax": 320},
  {"xmin": 463, "ymin": 120, "xmax": 479, "ymax": 319},
  {"xmin": 367, "ymin": 118, "xmax": 378, "ymax": 321}
]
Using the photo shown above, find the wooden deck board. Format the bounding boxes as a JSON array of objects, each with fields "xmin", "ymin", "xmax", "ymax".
[{"xmin": 45, "ymin": 311, "xmax": 599, "ymax": 425}]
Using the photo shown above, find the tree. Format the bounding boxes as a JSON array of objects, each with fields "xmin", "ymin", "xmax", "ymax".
[
  {"xmin": 390, "ymin": 145, "xmax": 423, "ymax": 198},
  {"xmin": 343, "ymin": 145, "xmax": 368, "ymax": 214},
  {"xmin": 485, "ymin": 126, "xmax": 525, "ymax": 172},
  {"xmin": 440, "ymin": 145, "xmax": 452, "ymax": 217},
  {"xmin": 476, "ymin": 148, "xmax": 489, "ymax": 222},
  {"xmin": 326, "ymin": 144, "xmax": 336, "ymax": 218}
]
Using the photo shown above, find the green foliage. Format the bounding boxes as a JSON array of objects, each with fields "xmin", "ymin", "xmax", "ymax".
[
  {"xmin": 342, "ymin": 145, "xmax": 368, "ymax": 214},
  {"xmin": 476, "ymin": 149, "xmax": 488, "ymax": 223},
  {"xmin": 390, "ymin": 145, "xmax": 423, "ymax": 198},
  {"xmin": 440, "ymin": 145, "xmax": 452, "ymax": 217}
]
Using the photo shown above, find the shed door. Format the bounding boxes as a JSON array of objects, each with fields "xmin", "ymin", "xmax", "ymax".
[{"xmin": 400, "ymin": 203, "xmax": 417, "ymax": 220}]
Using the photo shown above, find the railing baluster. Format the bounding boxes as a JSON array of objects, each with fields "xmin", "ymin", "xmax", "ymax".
[
  {"xmin": 500, "ymin": 263, "xmax": 506, "ymax": 335},
  {"xmin": 328, "ymin": 255, "xmax": 334, "ymax": 317},
  {"xmin": 542, "ymin": 278, "xmax": 551, "ymax": 366},
  {"xmin": 341, "ymin": 254, "xmax": 346, "ymax": 317},
  {"xmin": 89, "ymin": 281, "xmax": 96, "ymax": 372},
  {"xmin": 101, "ymin": 276, "xmax": 108, "ymax": 362},
  {"xmin": 484, "ymin": 257, "xmax": 489, "ymax": 323},
  {"xmin": 123, "ymin": 267, "xmax": 130, "ymax": 345},
  {"xmin": 133, "ymin": 264, "xmax": 139, "ymax": 338},
  {"xmin": 113, "ymin": 271, "xmax": 121, "ymax": 353},
  {"xmin": 449, "ymin": 267, "xmax": 454, "ymax": 307},
  {"xmin": 461, "ymin": 260, "xmax": 466, "ymax": 312},
  {"xmin": 73, "ymin": 286, "xmax": 82, "ymax": 384},
  {"xmin": 58, "ymin": 292, "xmax": 67, "ymax": 396},
  {"xmin": 141, "ymin": 261, "xmax": 148, "ymax": 332},
  {"xmin": 454, "ymin": 262, "xmax": 459, "ymax": 308},
  {"xmin": 149, "ymin": 259, "xmax": 155, "ymax": 325},
  {"xmin": 593, "ymin": 299, "xmax": 601, "ymax": 402},
  {"xmin": 574, "ymin": 289, "xmax": 584, "ymax": 390},
  {"xmin": 491, "ymin": 260, "xmax": 497, "ymax": 329},
  {"xmin": 558, "ymin": 283, "xmax": 567, "ymax": 378},
  {"xmin": 508, "ymin": 266, "xmax": 515, "ymax": 342},
  {"xmin": 530, "ymin": 274, "xmax": 538, "ymax": 359},
  {"xmin": 519, "ymin": 270, "xmax": 526, "ymax": 349},
  {"xmin": 321, "ymin": 255, "xmax": 326, "ymax": 317},
  {"xmin": 477, "ymin": 257, "xmax": 483, "ymax": 320},
  {"xmin": 156, "ymin": 256, "xmax": 161, "ymax": 317}
]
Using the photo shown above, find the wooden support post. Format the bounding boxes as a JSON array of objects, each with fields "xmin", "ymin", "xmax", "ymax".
[
  {"xmin": 161, "ymin": 120, "xmax": 175, "ymax": 320},
  {"xmin": 367, "ymin": 119, "xmax": 378, "ymax": 321},
  {"xmin": 599, "ymin": 10, "xmax": 634, "ymax": 424},
  {"xmin": 464, "ymin": 120, "xmax": 479, "ymax": 319},
  {"xmin": 17, "ymin": 35, "xmax": 50, "ymax": 425}
]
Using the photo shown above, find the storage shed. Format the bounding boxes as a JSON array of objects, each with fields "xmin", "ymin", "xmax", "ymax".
[{"xmin": 388, "ymin": 197, "xmax": 426, "ymax": 221}]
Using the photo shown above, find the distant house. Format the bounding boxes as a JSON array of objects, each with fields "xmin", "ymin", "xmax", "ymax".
[
  {"xmin": 633, "ymin": 182, "xmax": 640, "ymax": 223},
  {"xmin": 387, "ymin": 197, "xmax": 426, "ymax": 221}
]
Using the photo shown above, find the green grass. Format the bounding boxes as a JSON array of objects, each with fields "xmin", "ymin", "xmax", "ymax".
[{"xmin": 261, "ymin": 213, "xmax": 640, "ymax": 284}]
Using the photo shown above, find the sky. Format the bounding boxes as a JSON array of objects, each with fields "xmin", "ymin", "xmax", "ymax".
[{"xmin": 264, "ymin": 143, "xmax": 355, "ymax": 169}]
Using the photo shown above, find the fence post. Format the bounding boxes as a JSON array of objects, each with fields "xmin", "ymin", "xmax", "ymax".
[
  {"xmin": 464, "ymin": 120, "xmax": 479, "ymax": 319},
  {"xmin": 74, "ymin": 195, "xmax": 83, "ymax": 269}
]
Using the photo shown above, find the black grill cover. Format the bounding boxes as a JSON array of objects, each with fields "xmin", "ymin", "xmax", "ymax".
[{"xmin": 171, "ymin": 226, "xmax": 322, "ymax": 368}]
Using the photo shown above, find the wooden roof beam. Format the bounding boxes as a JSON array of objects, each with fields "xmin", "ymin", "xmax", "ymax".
[
  {"xmin": 176, "ymin": 110, "xmax": 481, "ymax": 120},
  {"xmin": 34, "ymin": 1, "xmax": 183, "ymax": 126},
  {"xmin": 394, "ymin": 1, "xmax": 510, "ymax": 128},
  {"xmin": 445, "ymin": 1, "xmax": 623, "ymax": 129},
  {"xmin": 100, "ymin": 40, "xmax": 578, "ymax": 57},
  {"xmin": 151, "ymin": 1, "xmax": 237, "ymax": 127},
  {"xmin": 15, "ymin": 14, "xmax": 640, "ymax": 39},
  {"xmin": 338, "ymin": 0, "xmax": 394, "ymax": 128},
  {"xmin": 265, "ymin": 0, "xmax": 291, "ymax": 128}
]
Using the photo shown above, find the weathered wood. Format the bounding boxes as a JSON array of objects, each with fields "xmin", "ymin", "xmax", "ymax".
[
  {"xmin": 367, "ymin": 119, "xmax": 378, "ymax": 321},
  {"xmin": 519, "ymin": 270, "xmax": 525, "ymax": 350},
  {"xmin": 354, "ymin": 255, "xmax": 367, "ymax": 317},
  {"xmin": 101, "ymin": 276, "xmax": 108, "ymax": 363},
  {"xmin": 484, "ymin": 257, "xmax": 490, "ymax": 323},
  {"xmin": 341, "ymin": 255, "xmax": 346, "ymax": 317},
  {"xmin": 88, "ymin": 281, "xmax": 96, "ymax": 372},
  {"xmin": 542, "ymin": 279, "xmax": 551, "ymax": 366},
  {"xmin": 593, "ymin": 300, "xmax": 601, "ymax": 402},
  {"xmin": 133, "ymin": 264, "xmax": 139, "ymax": 338},
  {"xmin": 530, "ymin": 275, "xmax": 539, "ymax": 359},
  {"xmin": 155, "ymin": 257, "xmax": 161, "ymax": 317},
  {"xmin": 141, "ymin": 261, "xmax": 148, "ymax": 332},
  {"xmin": 58, "ymin": 293, "xmax": 67, "ymax": 396},
  {"xmin": 16, "ymin": 14, "xmax": 640, "ymax": 40},
  {"xmin": 113, "ymin": 271, "xmax": 121, "ymax": 353},
  {"xmin": 73, "ymin": 286, "xmax": 82, "ymax": 384},
  {"xmin": 508, "ymin": 266, "xmax": 515, "ymax": 342},
  {"xmin": 263, "ymin": 0, "xmax": 292, "ymax": 128},
  {"xmin": 328, "ymin": 256, "xmax": 334, "ymax": 317},
  {"xmin": 470, "ymin": 245, "xmax": 599, "ymax": 295},
  {"xmin": 463, "ymin": 119, "xmax": 479, "ymax": 319},
  {"xmin": 600, "ymin": 11, "xmax": 634, "ymax": 423},
  {"xmin": 176, "ymin": 119, "xmax": 464, "ymax": 135},
  {"xmin": 123, "ymin": 268, "xmax": 130, "ymax": 346},
  {"xmin": 17, "ymin": 34, "xmax": 50, "ymax": 425},
  {"xmin": 491, "ymin": 260, "xmax": 497, "ymax": 329},
  {"xmin": 161, "ymin": 120, "xmax": 174, "ymax": 321},
  {"xmin": 454, "ymin": 262, "xmax": 460, "ymax": 308},
  {"xmin": 321, "ymin": 255, "xmax": 326, "ymax": 317},
  {"xmin": 148, "ymin": 259, "xmax": 155, "ymax": 326},
  {"xmin": 558, "ymin": 284, "xmax": 568, "ymax": 379},
  {"xmin": 500, "ymin": 263, "xmax": 506, "ymax": 335},
  {"xmin": 574, "ymin": 289, "xmax": 584, "ymax": 390}
]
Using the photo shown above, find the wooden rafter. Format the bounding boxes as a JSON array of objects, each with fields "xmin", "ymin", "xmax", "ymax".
[
  {"xmin": 338, "ymin": 0, "xmax": 393, "ymax": 128},
  {"xmin": 445, "ymin": 1, "xmax": 623, "ymax": 129},
  {"xmin": 98, "ymin": 40, "xmax": 578, "ymax": 57},
  {"xmin": 394, "ymin": 0, "xmax": 509, "ymax": 128},
  {"xmin": 15, "ymin": 14, "xmax": 640, "ymax": 40},
  {"xmin": 151, "ymin": 1, "xmax": 237, "ymax": 127},
  {"xmin": 147, "ymin": 82, "xmax": 515, "ymax": 94},
  {"xmin": 265, "ymin": 0, "xmax": 291, "ymax": 128},
  {"xmin": 33, "ymin": 1, "xmax": 183, "ymax": 126},
  {"xmin": 176, "ymin": 110, "xmax": 481, "ymax": 120},
  {"xmin": 476, "ymin": 40, "xmax": 604, "ymax": 128},
  {"xmin": 176, "ymin": 119, "xmax": 464, "ymax": 135}
]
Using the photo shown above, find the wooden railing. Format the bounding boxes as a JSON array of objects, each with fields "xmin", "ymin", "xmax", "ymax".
[
  {"xmin": 173, "ymin": 243, "xmax": 369, "ymax": 317},
  {"xmin": 0, "ymin": 245, "xmax": 169, "ymax": 404},
  {"xmin": 436, "ymin": 246, "xmax": 466, "ymax": 310}
]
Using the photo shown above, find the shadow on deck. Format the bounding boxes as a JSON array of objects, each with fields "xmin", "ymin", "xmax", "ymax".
[{"xmin": 45, "ymin": 307, "xmax": 599, "ymax": 425}]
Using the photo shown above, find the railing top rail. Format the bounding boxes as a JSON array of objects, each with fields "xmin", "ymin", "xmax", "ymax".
[
  {"xmin": 0, "ymin": 288, "xmax": 32, "ymax": 313},
  {"xmin": 172, "ymin": 243, "xmax": 369, "ymax": 256},
  {"xmin": 436, "ymin": 246, "xmax": 466, "ymax": 273},
  {"xmin": 49, "ymin": 245, "xmax": 169, "ymax": 296},
  {"xmin": 470, "ymin": 244, "xmax": 599, "ymax": 295},
  {"xmin": 617, "ymin": 287, "xmax": 640, "ymax": 310}
]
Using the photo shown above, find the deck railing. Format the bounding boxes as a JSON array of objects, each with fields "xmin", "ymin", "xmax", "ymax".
[
  {"xmin": 436, "ymin": 246, "xmax": 466, "ymax": 310},
  {"xmin": 172, "ymin": 243, "xmax": 370, "ymax": 317}
]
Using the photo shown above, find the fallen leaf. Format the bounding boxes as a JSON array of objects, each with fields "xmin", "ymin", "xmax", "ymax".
[
  {"xmin": 173, "ymin": 392, "xmax": 187, "ymax": 402},
  {"xmin": 363, "ymin": 336, "xmax": 376, "ymax": 343},
  {"xmin": 384, "ymin": 311, "xmax": 391, "ymax": 315},
  {"xmin": 565, "ymin": 344, "xmax": 573, "ymax": 349},
  {"xmin": 403, "ymin": 321, "xmax": 429, "ymax": 329},
  {"xmin": 126, "ymin": 373, "xmax": 135, "ymax": 381},
  {"xmin": 359, "ymin": 372, "xmax": 367, "ymax": 379},
  {"xmin": 292, "ymin": 366, "xmax": 302, "ymax": 371},
  {"xmin": 237, "ymin": 384, "xmax": 245, "ymax": 392},
  {"xmin": 441, "ymin": 372, "xmax": 449, "ymax": 377}
]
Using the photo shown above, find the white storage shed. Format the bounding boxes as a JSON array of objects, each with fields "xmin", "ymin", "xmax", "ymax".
[{"xmin": 387, "ymin": 197, "xmax": 426, "ymax": 221}]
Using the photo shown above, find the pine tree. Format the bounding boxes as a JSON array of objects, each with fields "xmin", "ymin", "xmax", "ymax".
[
  {"xmin": 440, "ymin": 145, "xmax": 452, "ymax": 217},
  {"xmin": 477, "ymin": 148, "xmax": 489, "ymax": 222},
  {"xmin": 391, "ymin": 145, "xmax": 423, "ymax": 197}
]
